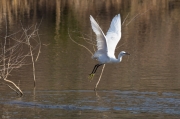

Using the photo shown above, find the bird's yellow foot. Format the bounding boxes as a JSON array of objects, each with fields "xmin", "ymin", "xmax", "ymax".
[{"xmin": 88, "ymin": 73, "xmax": 95, "ymax": 81}]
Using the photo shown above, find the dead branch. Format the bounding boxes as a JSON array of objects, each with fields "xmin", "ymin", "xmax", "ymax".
[
  {"xmin": 20, "ymin": 21, "xmax": 42, "ymax": 87},
  {"xmin": 0, "ymin": 15, "xmax": 41, "ymax": 95},
  {"xmin": 94, "ymin": 64, "xmax": 105, "ymax": 91},
  {"xmin": 68, "ymin": 28, "xmax": 93, "ymax": 56}
]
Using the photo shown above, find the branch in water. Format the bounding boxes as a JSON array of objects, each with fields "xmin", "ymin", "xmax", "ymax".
[{"xmin": 68, "ymin": 28, "xmax": 93, "ymax": 56}]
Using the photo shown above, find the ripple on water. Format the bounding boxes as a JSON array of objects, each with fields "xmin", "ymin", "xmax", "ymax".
[{"xmin": 0, "ymin": 90, "xmax": 180, "ymax": 115}]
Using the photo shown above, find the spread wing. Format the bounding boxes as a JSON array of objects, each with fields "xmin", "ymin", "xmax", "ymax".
[
  {"xmin": 106, "ymin": 14, "xmax": 121, "ymax": 57},
  {"xmin": 90, "ymin": 15, "xmax": 108, "ymax": 58}
]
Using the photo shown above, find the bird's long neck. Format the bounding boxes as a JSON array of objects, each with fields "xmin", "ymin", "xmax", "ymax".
[
  {"xmin": 112, "ymin": 53, "xmax": 123, "ymax": 63},
  {"xmin": 116, "ymin": 53, "xmax": 123, "ymax": 63}
]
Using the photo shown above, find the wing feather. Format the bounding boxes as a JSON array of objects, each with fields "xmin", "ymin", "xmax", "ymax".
[
  {"xmin": 106, "ymin": 14, "xmax": 121, "ymax": 57},
  {"xmin": 90, "ymin": 15, "xmax": 108, "ymax": 58}
]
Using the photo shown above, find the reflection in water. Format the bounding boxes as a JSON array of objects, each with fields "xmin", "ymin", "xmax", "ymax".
[
  {"xmin": 0, "ymin": 0, "xmax": 180, "ymax": 118},
  {"xmin": 55, "ymin": 0, "xmax": 61, "ymax": 40}
]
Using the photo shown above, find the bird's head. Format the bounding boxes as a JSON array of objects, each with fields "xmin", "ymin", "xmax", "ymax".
[{"xmin": 117, "ymin": 51, "xmax": 130, "ymax": 62}]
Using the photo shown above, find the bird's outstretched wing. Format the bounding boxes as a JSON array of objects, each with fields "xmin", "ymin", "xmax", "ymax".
[
  {"xmin": 90, "ymin": 15, "xmax": 108, "ymax": 58},
  {"xmin": 106, "ymin": 14, "xmax": 121, "ymax": 57}
]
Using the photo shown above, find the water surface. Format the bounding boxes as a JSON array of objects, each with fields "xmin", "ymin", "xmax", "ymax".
[{"xmin": 0, "ymin": 0, "xmax": 180, "ymax": 118}]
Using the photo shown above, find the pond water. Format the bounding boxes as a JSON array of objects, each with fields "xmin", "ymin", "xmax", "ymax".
[{"xmin": 0, "ymin": 0, "xmax": 180, "ymax": 118}]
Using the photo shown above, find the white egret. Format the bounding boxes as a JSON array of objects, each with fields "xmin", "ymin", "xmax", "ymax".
[{"xmin": 89, "ymin": 14, "xmax": 130, "ymax": 89}]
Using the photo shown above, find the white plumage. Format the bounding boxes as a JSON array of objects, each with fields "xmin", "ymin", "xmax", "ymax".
[
  {"xmin": 90, "ymin": 14, "xmax": 129, "ymax": 64},
  {"xmin": 89, "ymin": 14, "xmax": 130, "ymax": 90}
]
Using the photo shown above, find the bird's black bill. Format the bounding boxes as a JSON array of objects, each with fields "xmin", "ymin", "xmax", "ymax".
[{"xmin": 125, "ymin": 52, "xmax": 130, "ymax": 55}]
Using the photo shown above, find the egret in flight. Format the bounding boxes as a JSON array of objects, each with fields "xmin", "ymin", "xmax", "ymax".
[{"xmin": 89, "ymin": 14, "xmax": 130, "ymax": 89}]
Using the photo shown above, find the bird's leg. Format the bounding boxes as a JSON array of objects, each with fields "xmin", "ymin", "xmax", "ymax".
[
  {"xmin": 93, "ymin": 64, "xmax": 103, "ymax": 74},
  {"xmin": 91, "ymin": 64, "xmax": 99, "ymax": 74},
  {"xmin": 89, "ymin": 64, "xmax": 103, "ymax": 80},
  {"xmin": 88, "ymin": 64, "xmax": 99, "ymax": 80}
]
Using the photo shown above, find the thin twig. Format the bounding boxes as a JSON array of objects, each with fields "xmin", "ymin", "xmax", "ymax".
[
  {"xmin": 116, "ymin": 42, "xmax": 127, "ymax": 49},
  {"xmin": 68, "ymin": 28, "xmax": 93, "ymax": 56},
  {"xmin": 126, "ymin": 7, "xmax": 152, "ymax": 26},
  {"xmin": 122, "ymin": 13, "xmax": 129, "ymax": 26},
  {"xmin": 94, "ymin": 64, "xmax": 105, "ymax": 91},
  {"xmin": 35, "ymin": 30, "xmax": 41, "ymax": 61},
  {"xmin": 78, "ymin": 36, "xmax": 96, "ymax": 46}
]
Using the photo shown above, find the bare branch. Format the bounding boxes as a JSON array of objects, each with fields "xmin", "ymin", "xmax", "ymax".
[
  {"xmin": 94, "ymin": 64, "xmax": 105, "ymax": 91},
  {"xmin": 126, "ymin": 7, "xmax": 152, "ymax": 26},
  {"xmin": 122, "ymin": 13, "xmax": 129, "ymax": 26},
  {"xmin": 4, "ymin": 78, "xmax": 23, "ymax": 96},
  {"xmin": 35, "ymin": 30, "xmax": 41, "ymax": 62},
  {"xmin": 0, "ymin": 16, "xmax": 41, "ymax": 95},
  {"xmin": 68, "ymin": 28, "xmax": 93, "ymax": 56},
  {"xmin": 6, "ymin": 84, "xmax": 19, "ymax": 95}
]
